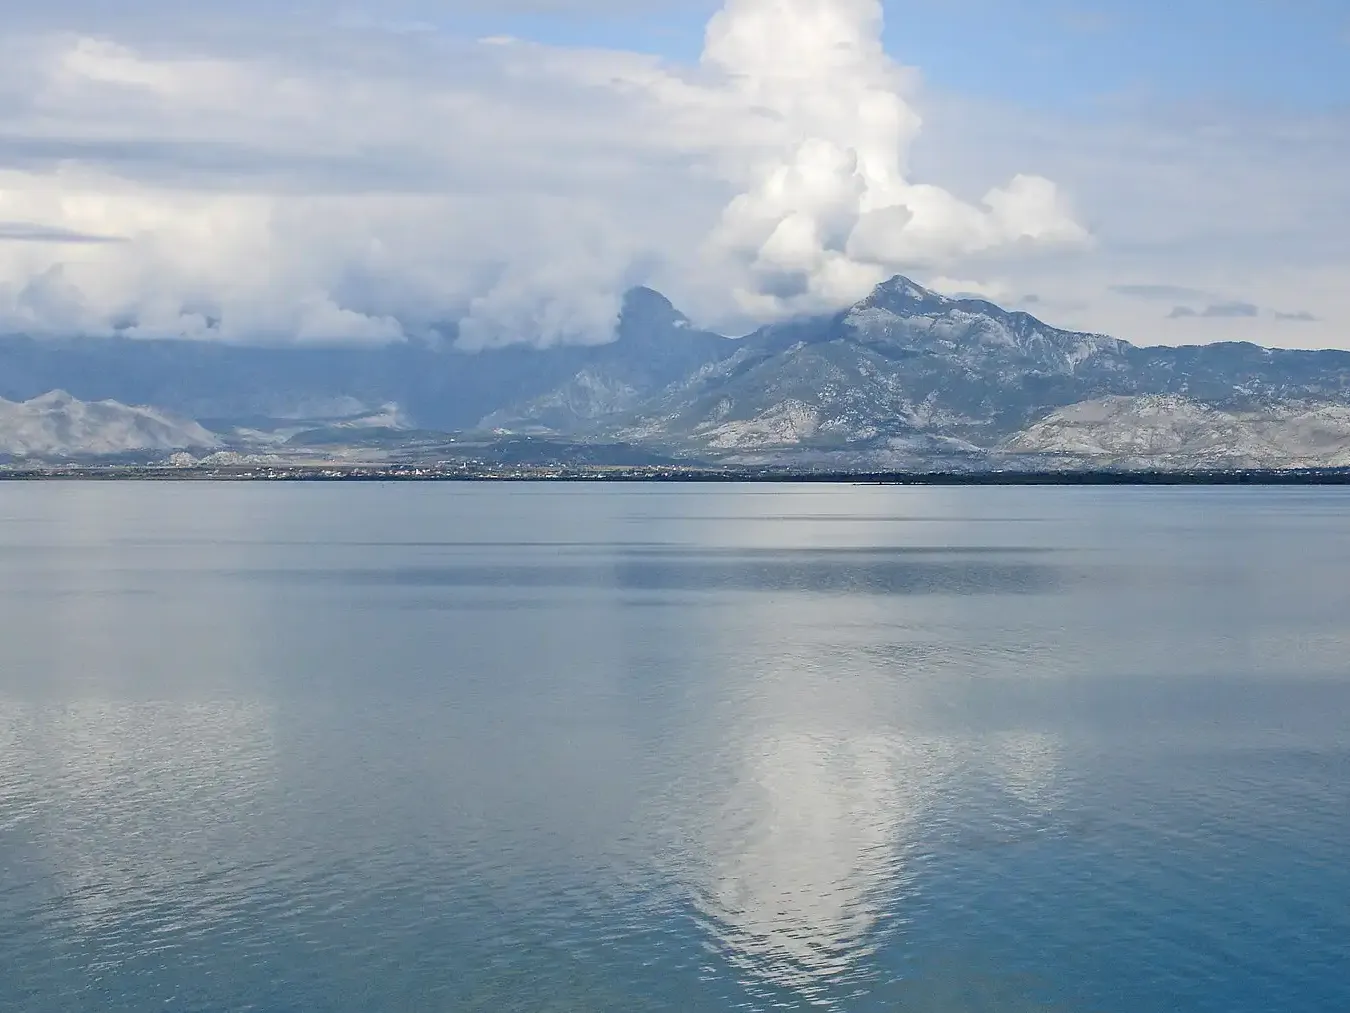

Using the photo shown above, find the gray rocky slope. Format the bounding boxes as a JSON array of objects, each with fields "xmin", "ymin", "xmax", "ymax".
[{"xmin": 1003, "ymin": 396, "xmax": 1350, "ymax": 468}]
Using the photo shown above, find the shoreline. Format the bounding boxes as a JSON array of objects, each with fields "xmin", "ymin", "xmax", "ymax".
[{"xmin": 4, "ymin": 466, "xmax": 1350, "ymax": 485}]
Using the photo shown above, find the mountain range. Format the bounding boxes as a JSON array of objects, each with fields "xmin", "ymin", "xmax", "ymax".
[{"xmin": 1, "ymin": 277, "xmax": 1348, "ymax": 468}]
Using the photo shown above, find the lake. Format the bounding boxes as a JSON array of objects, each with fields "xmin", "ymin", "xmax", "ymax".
[{"xmin": 1, "ymin": 482, "xmax": 1348, "ymax": 1012}]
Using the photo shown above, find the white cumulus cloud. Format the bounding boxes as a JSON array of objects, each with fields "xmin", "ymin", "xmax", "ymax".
[{"xmin": 690, "ymin": 0, "xmax": 1088, "ymax": 318}]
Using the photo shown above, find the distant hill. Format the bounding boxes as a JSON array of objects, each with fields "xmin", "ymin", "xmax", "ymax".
[{"xmin": 0, "ymin": 391, "xmax": 219, "ymax": 459}]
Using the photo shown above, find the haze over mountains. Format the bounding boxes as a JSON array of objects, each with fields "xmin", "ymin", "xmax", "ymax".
[{"xmin": 2, "ymin": 277, "xmax": 1349, "ymax": 468}]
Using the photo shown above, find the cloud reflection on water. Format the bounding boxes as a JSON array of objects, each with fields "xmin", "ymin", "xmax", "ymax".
[{"xmin": 652, "ymin": 487, "xmax": 1070, "ymax": 1004}]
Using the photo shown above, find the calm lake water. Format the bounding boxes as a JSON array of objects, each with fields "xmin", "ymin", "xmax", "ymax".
[{"xmin": 1, "ymin": 482, "xmax": 1348, "ymax": 1012}]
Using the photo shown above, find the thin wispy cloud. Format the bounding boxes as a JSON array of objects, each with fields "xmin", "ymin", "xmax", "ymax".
[
  {"xmin": 1201, "ymin": 302, "xmax": 1260, "ymax": 319},
  {"xmin": 1113, "ymin": 284, "xmax": 1210, "ymax": 302},
  {"xmin": 1168, "ymin": 301, "xmax": 1315, "ymax": 323},
  {"xmin": 0, "ymin": 222, "xmax": 126, "ymax": 244}
]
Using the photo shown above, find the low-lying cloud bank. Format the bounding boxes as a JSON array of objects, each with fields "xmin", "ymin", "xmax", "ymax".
[{"xmin": 0, "ymin": 0, "xmax": 1089, "ymax": 347}]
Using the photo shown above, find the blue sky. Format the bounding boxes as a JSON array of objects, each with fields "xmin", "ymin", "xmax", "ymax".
[
  {"xmin": 0, "ymin": 0, "xmax": 1346, "ymax": 348},
  {"xmin": 888, "ymin": 0, "xmax": 1350, "ymax": 110},
  {"xmin": 901, "ymin": 0, "xmax": 1350, "ymax": 110},
  {"xmin": 444, "ymin": 0, "xmax": 1350, "ymax": 110}
]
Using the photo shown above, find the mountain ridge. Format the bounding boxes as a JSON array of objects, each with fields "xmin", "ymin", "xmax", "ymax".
[{"xmin": 554, "ymin": 277, "xmax": 1350, "ymax": 465}]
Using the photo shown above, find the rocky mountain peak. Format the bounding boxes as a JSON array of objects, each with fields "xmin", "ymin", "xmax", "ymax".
[
  {"xmin": 839, "ymin": 275, "xmax": 1130, "ymax": 375},
  {"xmin": 857, "ymin": 275, "xmax": 953, "ymax": 316},
  {"xmin": 619, "ymin": 286, "xmax": 691, "ymax": 340},
  {"xmin": 29, "ymin": 389, "xmax": 79, "ymax": 409}
]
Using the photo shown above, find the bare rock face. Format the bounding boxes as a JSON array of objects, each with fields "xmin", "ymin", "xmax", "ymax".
[
  {"xmin": 0, "ymin": 391, "xmax": 219, "ymax": 458},
  {"xmin": 1003, "ymin": 396, "xmax": 1350, "ymax": 468},
  {"xmin": 1004, "ymin": 396, "xmax": 1275, "ymax": 460}
]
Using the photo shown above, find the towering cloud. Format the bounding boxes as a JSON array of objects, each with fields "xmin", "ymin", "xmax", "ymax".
[{"xmin": 694, "ymin": 0, "xmax": 1088, "ymax": 317}]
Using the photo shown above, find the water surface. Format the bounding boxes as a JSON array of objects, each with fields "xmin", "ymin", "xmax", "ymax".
[{"xmin": 1, "ymin": 483, "xmax": 1347, "ymax": 1011}]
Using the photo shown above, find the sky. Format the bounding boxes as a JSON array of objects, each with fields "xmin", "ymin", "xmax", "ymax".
[{"xmin": 0, "ymin": 0, "xmax": 1346, "ymax": 349}]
